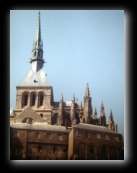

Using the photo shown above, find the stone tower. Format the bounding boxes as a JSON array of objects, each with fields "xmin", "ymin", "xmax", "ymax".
[{"xmin": 15, "ymin": 11, "xmax": 54, "ymax": 124}]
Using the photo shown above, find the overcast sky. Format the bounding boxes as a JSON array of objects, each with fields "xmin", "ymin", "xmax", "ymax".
[{"xmin": 10, "ymin": 10, "xmax": 124, "ymax": 137}]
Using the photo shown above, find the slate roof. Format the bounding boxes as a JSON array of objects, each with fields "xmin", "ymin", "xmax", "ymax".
[
  {"xmin": 19, "ymin": 68, "xmax": 50, "ymax": 87},
  {"xmin": 75, "ymin": 123, "xmax": 118, "ymax": 134},
  {"xmin": 10, "ymin": 123, "xmax": 72, "ymax": 133}
]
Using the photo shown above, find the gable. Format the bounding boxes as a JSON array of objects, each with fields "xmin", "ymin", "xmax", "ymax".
[{"xmin": 14, "ymin": 107, "xmax": 43, "ymax": 123}]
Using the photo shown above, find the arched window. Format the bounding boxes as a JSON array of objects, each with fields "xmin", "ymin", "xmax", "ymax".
[
  {"xmin": 22, "ymin": 92, "xmax": 29, "ymax": 108},
  {"xmin": 38, "ymin": 92, "xmax": 44, "ymax": 107},
  {"xmin": 30, "ymin": 92, "xmax": 36, "ymax": 107},
  {"xmin": 24, "ymin": 95, "xmax": 28, "ymax": 106},
  {"xmin": 32, "ymin": 94, "xmax": 36, "ymax": 106},
  {"xmin": 22, "ymin": 118, "xmax": 34, "ymax": 124}
]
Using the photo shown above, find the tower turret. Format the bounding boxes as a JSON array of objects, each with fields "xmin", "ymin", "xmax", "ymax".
[
  {"xmin": 94, "ymin": 107, "xmax": 97, "ymax": 116},
  {"xmin": 100, "ymin": 101, "xmax": 105, "ymax": 116},
  {"xmin": 108, "ymin": 109, "xmax": 117, "ymax": 132}
]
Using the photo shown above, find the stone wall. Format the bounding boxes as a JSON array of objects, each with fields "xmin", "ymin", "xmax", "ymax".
[
  {"xmin": 10, "ymin": 127, "xmax": 69, "ymax": 160},
  {"xmin": 72, "ymin": 127, "xmax": 124, "ymax": 160}
]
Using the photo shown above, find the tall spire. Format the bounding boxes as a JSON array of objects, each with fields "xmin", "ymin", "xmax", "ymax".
[
  {"xmin": 35, "ymin": 10, "xmax": 41, "ymax": 44},
  {"xmin": 108, "ymin": 109, "xmax": 114, "ymax": 124},
  {"xmin": 85, "ymin": 83, "xmax": 90, "ymax": 97},
  {"xmin": 30, "ymin": 10, "xmax": 45, "ymax": 72}
]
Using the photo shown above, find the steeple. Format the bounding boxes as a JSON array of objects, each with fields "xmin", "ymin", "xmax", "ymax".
[
  {"xmin": 108, "ymin": 109, "xmax": 114, "ymax": 124},
  {"xmin": 100, "ymin": 101, "xmax": 106, "ymax": 126},
  {"xmin": 94, "ymin": 107, "xmax": 97, "ymax": 116},
  {"xmin": 100, "ymin": 100, "xmax": 105, "ymax": 116},
  {"xmin": 108, "ymin": 109, "xmax": 117, "ymax": 132},
  {"xmin": 85, "ymin": 83, "xmax": 90, "ymax": 97},
  {"xmin": 30, "ymin": 10, "xmax": 45, "ymax": 72}
]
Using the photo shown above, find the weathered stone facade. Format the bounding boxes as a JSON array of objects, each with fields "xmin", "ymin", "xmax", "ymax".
[
  {"xmin": 10, "ymin": 123, "xmax": 124, "ymax": 160},
  {"xmin": 68, "ymin": 124, "xmax": 123, "ymax": 160}
]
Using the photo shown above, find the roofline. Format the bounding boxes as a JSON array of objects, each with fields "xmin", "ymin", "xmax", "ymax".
[{"xmin": 16, "ymin": 86, "xmax": 53, "ymax": 89}]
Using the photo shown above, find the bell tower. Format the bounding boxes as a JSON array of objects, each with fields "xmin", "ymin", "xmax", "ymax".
[{"xmin": 15, "ymin": 11, "xmax": 54, "ymax": 124}]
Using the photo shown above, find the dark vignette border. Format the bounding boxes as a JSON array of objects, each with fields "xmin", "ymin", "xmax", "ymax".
[{"xmin": 1, "ymin": 0, "xmax": 134, "ymax": 171}]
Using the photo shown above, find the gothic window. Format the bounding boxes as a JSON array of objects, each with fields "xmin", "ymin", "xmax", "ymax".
[{"xmin": 76, "ymin": 130, "xmax": 80, "ymax": 137}]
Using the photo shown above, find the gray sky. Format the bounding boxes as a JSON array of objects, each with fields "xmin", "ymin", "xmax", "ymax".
[{"xmin": 10, "ymin": 10, "xmax": 124, "ymax": 137}]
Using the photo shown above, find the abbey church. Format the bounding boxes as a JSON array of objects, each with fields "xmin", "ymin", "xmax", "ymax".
[{"xmin": 10, "ymin": 11, "xmax": 124, "ymax": 160}]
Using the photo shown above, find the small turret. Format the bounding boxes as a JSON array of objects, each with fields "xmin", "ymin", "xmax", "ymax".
[
  {"xmin": 100, "ymin": 100, "xmax": 105, "ymax": 116},
  {"xmin": 108, "ymin": 109, "xmax": 117, "ymax": 132},
  {"xmin": 94, "ymin": 107, "xmax": 97, "ymax": 116}
]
